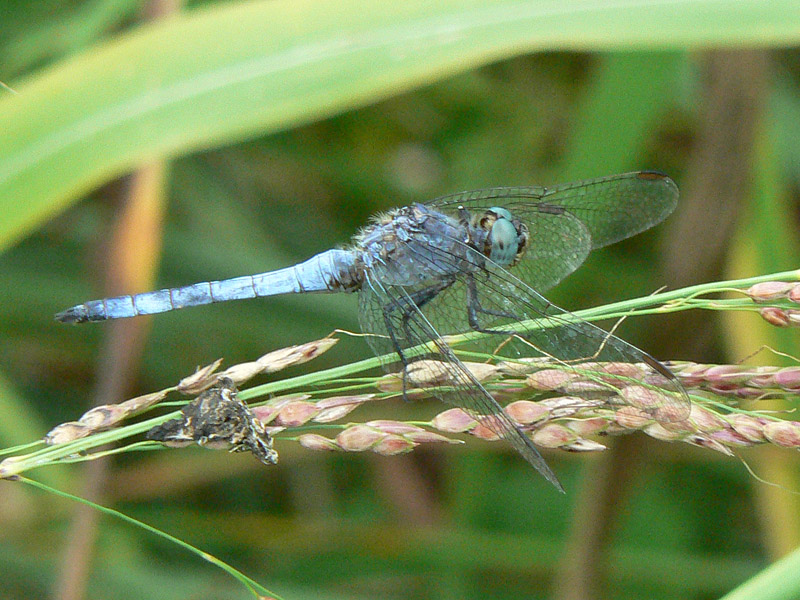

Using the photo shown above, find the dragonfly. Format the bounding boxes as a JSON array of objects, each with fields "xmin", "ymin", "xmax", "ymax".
[{"xmin": 57, "ymin": 171, "xmax": 691, "ymax": 491}]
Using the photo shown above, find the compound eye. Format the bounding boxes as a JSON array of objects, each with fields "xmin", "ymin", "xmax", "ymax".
[{"xmin": 489, "ymin": 218, "xmax": 520, "ymax": 266}]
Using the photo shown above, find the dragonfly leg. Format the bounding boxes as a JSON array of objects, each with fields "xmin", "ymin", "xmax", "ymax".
[{"xmin": 464, "ymin": 274, "xmax": 522, "ymax": 334}]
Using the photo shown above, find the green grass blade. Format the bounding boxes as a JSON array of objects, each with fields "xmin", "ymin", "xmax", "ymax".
[
  {"xmin": 720, "ymin": 544, "xmax": 800, "ymax": 600},
  {"xmin": 2, "ymin": 0, "xmax": 800, "ymax": 251},
  {"xmin": 19, "ymin": 476, "xmax": 284, "ymax": 599}
]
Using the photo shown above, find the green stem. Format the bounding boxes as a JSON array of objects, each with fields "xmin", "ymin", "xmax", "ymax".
[{"xmin": 18, "ymin": 477, "xmax": 282, "ymax": 599}]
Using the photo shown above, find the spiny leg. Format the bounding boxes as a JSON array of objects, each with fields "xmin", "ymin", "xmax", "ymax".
[{"xmin": 464, "ymin": 273, "xmax": 524, "ymax": 334}]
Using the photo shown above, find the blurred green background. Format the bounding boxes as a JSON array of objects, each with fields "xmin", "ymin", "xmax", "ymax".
[{"xmin": 2, "ymin": 1, "xmax": 800, "ymax": 599}]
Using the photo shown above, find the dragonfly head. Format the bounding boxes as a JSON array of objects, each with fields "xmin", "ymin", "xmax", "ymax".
[{"xmin": 475, "ymin": 207, "xmax": 529, "ymax": 267}]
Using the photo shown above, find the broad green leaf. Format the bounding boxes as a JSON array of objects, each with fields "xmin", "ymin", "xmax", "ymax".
[
  {"xmin": 1, "ymin": 0, "xmax": 800, "ymax": 251},
  {"xmin": 720, "ymin": 543, "xmax": 800, "ymax": 600}
]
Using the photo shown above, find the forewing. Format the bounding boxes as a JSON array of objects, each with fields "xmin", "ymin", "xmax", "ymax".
[{"xmin": 427, "ymin": 171, "xmax": 678, "ymax": 291}]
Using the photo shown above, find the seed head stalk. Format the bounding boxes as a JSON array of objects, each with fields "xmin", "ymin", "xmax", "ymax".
[{"xmin": 3, "ymin": 269, "xmax": 800, "ymax": 478}]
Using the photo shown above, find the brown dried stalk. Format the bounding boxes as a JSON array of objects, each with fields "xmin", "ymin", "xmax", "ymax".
[{"xmin": 43, "ymin": 337, "xmax": 337, "ymax": 445}]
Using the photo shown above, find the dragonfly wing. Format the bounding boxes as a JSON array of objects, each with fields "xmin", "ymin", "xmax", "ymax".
[
  {"xmin": 427, "ymin": 259, "xmax": 691, "ymax": 424},
  {"xmin": 427, "ymin": 171, "xmax": 678, "ymax": 291},
  {"xmin": 358, "ymin": 268, "xmax": 563, "ymax": 491},
  {"xmin": 355, "ymin": 191, "xmax": 687, "ymax": 487},
  {"xmin": 362, "ymin": 230, "xmax": 691, "ymax": 424}
]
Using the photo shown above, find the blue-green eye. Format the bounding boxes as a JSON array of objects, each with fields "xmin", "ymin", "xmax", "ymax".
[{"xmin": 488, "ymin": 209, "xmax": 519, "ymax": 266}]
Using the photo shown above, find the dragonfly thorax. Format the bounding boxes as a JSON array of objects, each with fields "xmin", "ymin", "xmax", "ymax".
[{"xmin": 474, "ymin": 206, "xmax": 529, "ymax": 268}]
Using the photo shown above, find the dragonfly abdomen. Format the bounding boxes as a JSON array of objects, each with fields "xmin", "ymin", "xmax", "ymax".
[{"xmin": 55, "ymin": 249, "xmax": 361, "ymax": 323}]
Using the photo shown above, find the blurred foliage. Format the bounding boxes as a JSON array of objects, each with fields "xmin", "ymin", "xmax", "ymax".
[{"xmin": 2, "ymin": 1, "xmax": 800, "ymax": 599}]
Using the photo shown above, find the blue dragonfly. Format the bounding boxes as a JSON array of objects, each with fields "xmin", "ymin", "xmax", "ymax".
[{"xmin": 58, "ymin": 171, "xmax": 690, "ymax": 490}]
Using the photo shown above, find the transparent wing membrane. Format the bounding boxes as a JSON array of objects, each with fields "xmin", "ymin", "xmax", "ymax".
[
  {"xmin": 358, "ymin": 212, "xmax": 688, "ymax": 487},
  {"xmin": 428, "ymin": 171, "xmax": 679, "ymax": 291}
]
